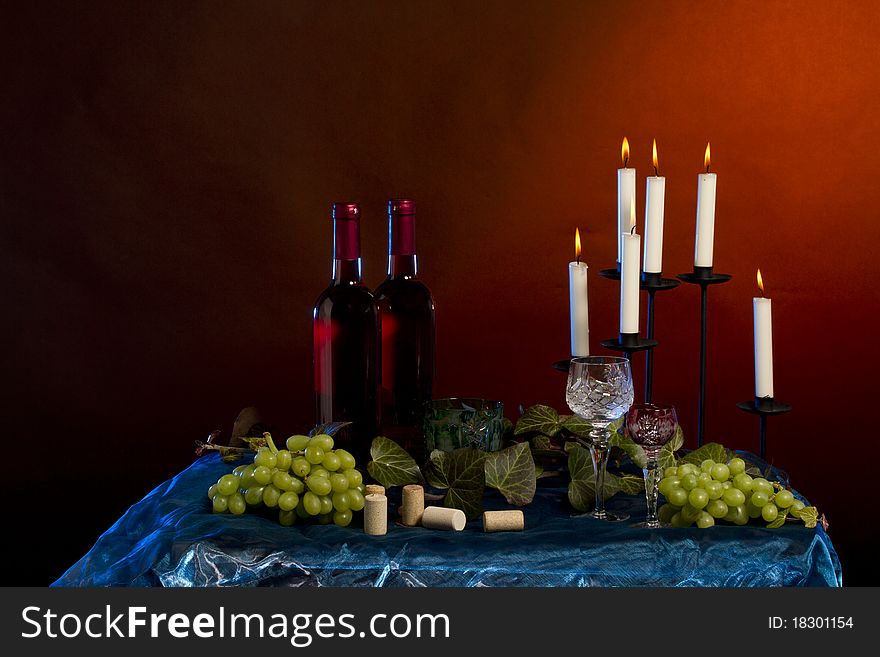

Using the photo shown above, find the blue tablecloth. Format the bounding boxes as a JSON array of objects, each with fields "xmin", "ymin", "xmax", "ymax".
[{"xmin": 53, "ymin": 453, "xmax": 842, "ymax": 587}]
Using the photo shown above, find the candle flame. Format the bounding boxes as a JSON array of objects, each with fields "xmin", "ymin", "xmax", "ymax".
[
  {"xmin": 652, "ymin": 138, "xmax": 659, "ymax": 175},
  {"xmin": 704, "ymin": 142, "xmax": 711, "ymax": 172},
  {"xmin": 757, "ymin": 268, "xmax": 765, "ymax": 296},
  {"xmin": 621, "ymin": 137, "xmax": 630, "ymax": 167},
  {"xmin": 575, "ymin": 228, "xmax": 582, "ymax": 262}
]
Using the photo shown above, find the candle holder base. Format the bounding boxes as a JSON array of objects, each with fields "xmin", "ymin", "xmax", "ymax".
[
  {"xmin": 677, "ymin": 270, "xmax": 733, "ymax": 286},
  {"xmin": 552, "ymin": 359, "xmax": 571, "ymax": 373},
  {"xmin": 736, "ymin": 397, "xmax": 792, "ymax": 461},
  {"xmin": 600, "ymin": 334, "xmax": 657, "ymax": 354},
  {"xmin": 599, "ymin": 267, "xmax": 621, "ymax": 281},
  {"xmin": 641, "ymin": 273, "xmax": 681, "ymax": 291}
]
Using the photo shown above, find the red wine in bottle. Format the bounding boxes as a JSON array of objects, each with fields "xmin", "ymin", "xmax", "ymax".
[
  {"xmin": 313, "ymin": 202, "xmax": 379, "ymax": 463},
  {"xmin": 375, "ymin": 199, "xmax": 436, "ymax": 462}
]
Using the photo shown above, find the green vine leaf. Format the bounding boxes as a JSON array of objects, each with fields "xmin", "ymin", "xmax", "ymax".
[
  {"xmin": 618, "ymin": 474, "xmax": 645, "ymax": 495},
  {"xmin": 485, "ymin": 442, "xmax": 536, "ymax": 506},
  {"xmin": 790, "ymin": 505, "xmax": 819, "ymax": 529},
  {"xmin": 657, "ymin": 426, "xmax": 685, "ymax": 471},
  {"xmin": 766, "ymin": 509, "xmax": 789, "ymax": 529},
  {"xmin": 531, "ymin": 435, "xmax": 552, "ymax": 450},
  {"xmin": 514, "ymin": 405, "xmax": 560, "ymax": 436},
  {"xmin": 367, "ymin": 436, "xmax": 422, "ymax": 488},
  {"xmin": 425, "ymin": 448, "xmax": 487, "ymax": 520},
  {"xmin": 559, "ymin": 414, "xmax": 591, "ymax": 437},
  {"xmin": 567, "ymin": 445, "xmax": 621, "ymax": 512},
  {"xmin": 609, "ymin": 432, "xmax": 647, "ymax": 469},
  {"xmin": 677, "ymin": 442, "xmax": 732, "ymax": 467}
]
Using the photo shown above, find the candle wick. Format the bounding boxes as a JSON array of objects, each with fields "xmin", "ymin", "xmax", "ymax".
[
  {"xmin": 705, "ymin": 163, "xmax": 710, "ymax": 174},
  {"xmin": 653, "ymin": 165, "xmax": 659, "ymax": 176},
  {"xmin": 576, "ymin": 254, "xmax": 580, "ymax": 265},
  {"xmin": 624, "ymin": 156, "xmax": 629, "ymax": 168},
  {"xmin": 630, "ymin": 225, "xmax": 636, "ymax": 235}
]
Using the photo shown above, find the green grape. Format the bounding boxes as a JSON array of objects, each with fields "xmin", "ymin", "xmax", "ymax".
[
  {"xmin": 658, "ymin": 503, "xmax": 678, "ymax": 524},
  {"xmin": 272, "ymin": 471, "xmax": 294, "ymax": 491},
  {"xmin": 724, "ymin": 504, "xmax": 740, "ymax": 522},
  {"xmin": 295, "ymin": 501, "xmax": 311, "ymax": 518},
  {"xmin": 286, "ymin": 434, "xmax": 310, "ymax": 452},
  {"xmin": 207, "ymin": 483, "xmax": 219, "ymax": 500},
  {"xmin": 330, "ymin": 473, "xmax": 350, "ymax": 493},
  {"xmin": 232, "ymin": 464, "xmax": 248, "ymax": 477},
  {"xmin": 727, "ymin": 457, "xmax": 746, "ymax": 476},
  {"xmin": 305, "ymin": 445, "xmax": 325, "ymax": 465},
  {"xmin": 731, "ymin": 505, "xmax": 749, "ymax": 525},
  {"xmin": 658, "ymin": 477, "xmax": 681, "ymax": 497},
  {"xmin": 212, "ymin": 494, "xmax": 229, "ymax": 513},
  {"xmin": 278, "ymin": 491, "xmax": 300, "ymax": 511},
  {"xmin": 677, "ymin": 463, "xmax": 699, "ymax": 476},
  {"xmin": 228, "ymin": 493, "xmax": 246, "ymax": 515},
  {"xmin": 705, "ymin": 481, "xmax": 723, "ymax": 500},
  {"xmin": 761, "ymin": 502, "xmax": 779, "ymax": 522},
  {"xmin": 254, "ymin": 448, "xmax": 277, "ymax": 469},
  {"xmin": 706, "ymin": 499, "xmax": 728, "ymax": 518},
  {"xmin": 344, "ymin": 469, "xmax": 363, "ymax": 489},
  {"xmin": 775, "ymin": 490, "xmax": 794, "ymax": 509},
  {"xmin": 217, "ymin": 474, "xmax": 240, "ymax": 496},
  {"xmin": 253, "ymin": 466, "xmax": 273, "ymax": 486},
  {"xmin": 746, "ymin": 501, "xmax": 763, "ymax": 518},
  {"xmin": 244, "ymin": 486, "xmax": 265, "ymax": 506},
  {"xmin": 291, "ymin": 458, "xmax": 311, "ymax": 478},
  {"xmin": 333, "ymin": 509, "xmax": 353, "ymax": 527},
  {"xmin": 332, "ymin": 491, "xmax": 350, "ymax": 512},
  {"xmin": 322, "ymin": 452, "xmax": 342, "ymax": 471},
  {"xmin": 721, "ymin": 481, "xmax": 733, "ymax": 490},
  {"xmin": 667, "ymin": 487, "xmax": 689, "ymax": 507},
  {"xmin": 279, "ymin": 509, "xmax": 296, "ymax": 526},
  {"xmin": 309, "ymin": 466, "xmax": 330, "ymax": 479},
  {"xmin": 317, "ymin": 513, "xmax": 334, "ymax": 525},
  {"xmin": 347, "ymin": 489, "xmax": 365, "ymax": 512},
  {"xmin": 681, "ymin": 503, "xmax": 702, "ymax": 522},
  {"xmin": 358, "ymin": 484, "xmax": 366, "ymax": 494},
  {"xmin": 306, "ymin": 476, "xmax": 332, "ymax": 496},
  {"xmin": 275, "ymin": 450, "xmax": 292, "ymax": 472},
  {"xmin": 319, "ymin": 495, "xmax": 334, "ymax": 515},
  {"xmin": 688, "ymin": 488, "xmax": 709, "ymax": 509},
  {"xmin": 732, "ymin": 473, "xmax": 753, "ymax": 493},
  {"xmin": 670, "ymin": 513, "xmax": 691, "ymax": 528},
  {"xmin": 664, "ymin": 467, "xmax": 678, "ymax": 477},
  {"xmin": 710, "ymin": 463, "xmax": 730, "ymax": 482},
  {"xmin": 750, "ymin": 490, "xmax": 769, "ymax": 508},
  {"xmin": 790, "ymin": 499, "xmax": 805, "ymax": 513},
  {"xmin": 700, "ymin": 459, "xmax": 716, "ymax": 474},
  {"xmin": 752, "ymin": 478, "xmax": 773, "ymax": 495},
  {"xmin": 289, "ymin": 477, "xmax": 305, "ymax": 494},
  {"xmin": 310, "ymin": 434, "xmax": 334, "ymax": 451},
  {"xmin": 239, "ymin": 471, "xmax": 258, "ymax": 490},
  {"xmin": 680, "ymin": 474, "xmax": 698, "ymax": 491},
  {"xmin": 336, "ymin": 450, "xmax": 356, "ymax": 471},
  {"xmin": 696, "ymin": 511, "xmax": 715, "ymax": 528},
  {"xmin": 262, "ymin": 484, "xmax": 281, "ymax": 508},
  {"xmin": 697, "ymin": 473, "xmax": 713, "ymax": 487},
  {"xmin": 722, "ymin": 488, "xmax": 746, "ymax": 507},
  {"xmin": 302, "ymin": 492, "xmax": 322, "ymax": 515}
]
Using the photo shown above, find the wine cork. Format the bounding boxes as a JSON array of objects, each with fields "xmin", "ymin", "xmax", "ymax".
[
  {"xmin": 483, "ymin": 510, "xmax": 524, "ymax": 532},
  {"xmin": 365, "ymin": 484, "xmax": 385, "ymax": 496},
  {"xmin": 401, "ymin": 484, "xmax": 425, "ymax": 526},
  {"xmin": 421, "ymin": 506, "xmax": 466, "ymax": 531},
  {"xmin": 364, "ymin": 494, "xmax": 388, "ymax": 536}
]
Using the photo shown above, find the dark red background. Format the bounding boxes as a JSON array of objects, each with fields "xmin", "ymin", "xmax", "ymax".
[{"xmin": 2, "ymin": 1, "xmax": 878, "ymax": 585}]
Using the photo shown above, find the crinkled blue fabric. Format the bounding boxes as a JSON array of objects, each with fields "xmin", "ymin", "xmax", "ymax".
[{"xmin": 53, "ymin": 453, "xmax": 842, "ymax": 587}]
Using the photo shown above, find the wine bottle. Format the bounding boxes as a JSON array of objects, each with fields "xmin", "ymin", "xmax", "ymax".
[
  {"xmin": 375, "ymin": 198, "xmax": 436, "ymax": 462},
  {"xmin": 313, "ymin": 202, "xmax": 379, "ymax": 463}
]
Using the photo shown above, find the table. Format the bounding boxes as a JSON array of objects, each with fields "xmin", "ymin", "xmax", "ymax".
[{"xmin": 53, "ymin": 453, "xmax": 842, "ymax": 587}]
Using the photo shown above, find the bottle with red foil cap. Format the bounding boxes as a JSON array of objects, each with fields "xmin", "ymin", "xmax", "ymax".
[
  {"xmin": 313, "ymin": 202, "xmax": 379, "ymax": 462},
  {"xmin": 375, "ymin": 199, "xmax": 436, "ymax": 462}
]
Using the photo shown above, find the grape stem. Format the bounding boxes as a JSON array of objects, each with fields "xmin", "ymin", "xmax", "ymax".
[{"xmin": 263, "ymin": 432, "xmax": 279, "ymax": 454}]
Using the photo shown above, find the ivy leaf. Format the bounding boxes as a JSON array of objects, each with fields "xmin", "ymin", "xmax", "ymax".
[
  {"xmin": 677, "ymin": 442, "xmax": 732, "ymax": 467},
  {"xmin": 367, "ymin": 436, "xmax": 422, "ymax": 488},
  {"xmin": 485, "ymin": 442, "xmax": 536, "ymax": 506},
  {"xmin": 766, "ymin": 509, "xmax": 789, "ymax": 528},
  {"xmin": 425, "ymin": 448, "xmax": 487, "ymax": 520},
  {"xmin": 560, "ymin": 414, "xmax": 592, "ymax": 438},
  {"xmin": 618, "ymin": 474, "xmax": 645, "ymax": 495},
  {"xmin": 514, "ymin": 405, "xmax": 560, "ymax": 436},
  {"xmin": 531, "ymin": 435, "xmax": 552, "ymax": 450},
  {"xmin": 790, "ymin": 505, "xmax": 819, "ymax": 529},
  {"xmin": 309, "ymin": 421, "xmax": 352, "ymax": 437},
  {"xmin": 567, "ymin": 445, "xmax": 621, "ymax": 512},
  {"xmin": 609, "ymin": 432, "xmax": 647, "ymax": 469}
]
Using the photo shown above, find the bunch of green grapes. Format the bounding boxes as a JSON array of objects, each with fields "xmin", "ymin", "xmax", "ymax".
[
  {"xmin": 656, "ymin": 457, "xmax": 805, "ymax": 528},
  {"xmin": 206, "ymin": 433, "xmax": 366, "ymax": 527}
]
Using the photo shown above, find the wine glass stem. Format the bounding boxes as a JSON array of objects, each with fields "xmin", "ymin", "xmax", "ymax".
[
  {"xmin": 643, "ymin": 447, "xmax": 661, "ymax": 528},
  {"xmin": 589, "ymin": 427, "xmax": 611, "ymax": 519}
]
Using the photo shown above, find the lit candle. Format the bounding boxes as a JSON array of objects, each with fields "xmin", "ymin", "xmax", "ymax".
[
  {"xmin": 753, "ymin": 268, "xmax": 774, "ymax": 398},
  {"xmin": 617, "ymin": 137, "xmax": 636, "ymax": 265},
  {"xmin": 643, "ymin": 138, "xmax": 666, "ymax": 274},
  {"xmin": 694, "ymin": 142, "xmax": 717, "ymax": 268},
  {"xmin": 569, "ymin": 228, "xmax": 589, "ymax": 356},
  {"xmin": 620, "ymin": 213, "xmax": 640, "ymax": 335}
]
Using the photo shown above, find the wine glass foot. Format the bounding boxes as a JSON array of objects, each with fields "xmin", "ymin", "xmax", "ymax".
[
  {"xmin": 571, "ymin": 510, "xmax": 630, "ymax": 522},
  {"xmin": 630, "ymin": 520, "xmax": 667, "ymax": 528}
]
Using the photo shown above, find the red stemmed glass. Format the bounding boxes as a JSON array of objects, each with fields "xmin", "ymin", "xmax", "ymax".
[{"xmin": 626, "ymin": 403, "xmax": 678, "ymax": 528}]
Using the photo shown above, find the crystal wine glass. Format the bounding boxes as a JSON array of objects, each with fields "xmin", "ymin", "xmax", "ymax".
[
  {"xmin": 565, "ymin": 356, "xmax": 634, "ymax": 521},
  {"xmin": 626, "ymin": 403, "xmax": 678, "ymax": 528}
]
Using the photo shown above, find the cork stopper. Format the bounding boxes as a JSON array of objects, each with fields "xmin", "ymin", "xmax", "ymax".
[
  {"xmin": 482, "ymin": 510, "xmax": 525, "ymax": 532},
  {"xmin": 364, "ymin": 493, "xmax": 388, "ymax": 536},
  {"xmin": 421, "ymin": 506, "xmax": 466, "ymax": 531},
  {"xmin": 401, "ymin": 484, "xmax": 425, "ymax": 526},
  {"xmin": 365, "ymin": 484, "xmax": 386, "ymax": 497}
]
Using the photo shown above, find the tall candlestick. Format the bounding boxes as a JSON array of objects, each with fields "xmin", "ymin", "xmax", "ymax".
[
  {"xmin": 753, "ymin": 268, "xmax": 774, "ymax": 398},
  {"xmin": 694, "ymin": 142, "xmax": 717, "ymax": 268},
  {"xmin": 643, "ymin": 138, "xmax": 666, "ymax": 274},
  {"xmin": 620, "ymin": 219, "xmax": 640, "ymax": 335},
  {"xmin": 569, "ymin": 228, "xmax": 589, "ymax": 356},
  {"xmin": 617, "ymin": 137, "xmax": 636, "ymax": 264}
]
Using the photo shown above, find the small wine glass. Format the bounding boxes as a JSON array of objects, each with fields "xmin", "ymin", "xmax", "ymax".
[
  {"xmin": 626, "ymin": 403, "xmax": 678, "ymax": 528},
  {"xmin": 565, "ymin": 356, "xmax": 634, "ymax": 521}
]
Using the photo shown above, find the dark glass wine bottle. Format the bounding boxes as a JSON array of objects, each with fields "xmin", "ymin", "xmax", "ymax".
[
  {"xmin": 313, "ymin": 202, "xmax": 379, "ymax": 463},
  {"xmin": 375, "ymin": 198, "xmax": 435, "ymax": 463}
]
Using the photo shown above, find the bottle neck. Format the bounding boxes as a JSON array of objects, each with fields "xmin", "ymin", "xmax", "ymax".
[
  {"xmin": 387, "ymin": 254, "xmax": 418, "ymax": 279},
  {"xmin": 333, "ymin": 216, "xmax": 363, "ymax": 285},
  {"xmin": 332, "ymin": 258, "xmax": 363, "ymax": 285},
  {"xmin": 387, "ymin": 212, "xmax": 417, "ymax": 279}
]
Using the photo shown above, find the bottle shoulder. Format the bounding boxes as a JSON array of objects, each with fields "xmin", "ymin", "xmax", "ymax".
[
  {"xmin": 375, "ymin": 276, "xmax": 433, "ymax": 300},
  {"xmin": 313, "ymin": 283, "xmax": 377, "ymax": 313}
]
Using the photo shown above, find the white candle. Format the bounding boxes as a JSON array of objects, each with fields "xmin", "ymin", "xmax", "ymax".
[
  {"xmin": 643, "ymin": 139, "xmax": 666, "ymax": 274},
  {"xmin": 753, "ymin": 269, "xmax": 774, "ymax": 398},
  {"xmin": 569, "ymin": 228, "xmax": 589, "ymax": 356},
  {"xmin": 620, "ymin": 222, "xmax": 640, "ymax": 335},
  {"xmin": 617, "ymin": 137, "xmax": 636, "ymax": 264},
  {"xmin": 694, "ymin": 142, "xmax": 717, "ymax": 268}
]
